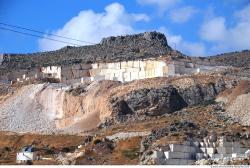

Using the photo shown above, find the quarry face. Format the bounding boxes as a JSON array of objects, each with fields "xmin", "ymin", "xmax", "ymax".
[
  {"xmin": 1, "ymin": 32, "xmax": 250, "ymax": 165},
  {"xmin": 0, "ymin": 82, "xmax": 103, "ymax": 134},
  {"xmin": 0, "ymin": 74, "xmax": 239, "ymax": 135}
]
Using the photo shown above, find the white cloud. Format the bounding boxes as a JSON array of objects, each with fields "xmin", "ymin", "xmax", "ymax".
[
  {"xmin": 159, "ymin": 27, "xmax": 206, "ymax": 56},
  {"xmin": 180, "ymin": 42, "xmax": 206, "ymax": 56},
  {"xmin": 38, "ymin": 3, "xmax": 149, "ymax": 51},
  {"xmin": 137, "ymin": 0, "xmax": 181, "ymax": 13},
  {"xmin": 200, "ymin": 17, "xmax": 226, "ymax": 41},
  {"xmin": 235, "ymin": 3, "xmax": 250, "ymax": 22},
  {"xmin": 199, "ymin": 4, "xmax": 250, "ymax": 53},
  {"xmin": 169, "ymin": 6, "xmax": 198, "ymax": 23}
]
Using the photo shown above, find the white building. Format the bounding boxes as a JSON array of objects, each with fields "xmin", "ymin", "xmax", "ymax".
[
  {"xmin": 16, "ymin": 146, "xmax": 37, "ymax": 164},
  {"xmin": 16, "ymin": 152, "xmax": 37, "ymax": 163}
]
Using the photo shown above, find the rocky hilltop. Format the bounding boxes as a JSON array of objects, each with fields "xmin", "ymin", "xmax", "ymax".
[
  {"xmin": 2, "ymin": 31, "xmax": 250, "ymax": 76},
  {"xmin": 1, "ymin": 32, "xmax": 175, "ymax": 70}
]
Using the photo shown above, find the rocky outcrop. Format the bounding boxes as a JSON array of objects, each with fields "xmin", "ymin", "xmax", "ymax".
[
  {"xmin": 106, "ymin": 76, "xmax": 235, "ymax": 125},
  {"xmin": 113, "ymin": 86, "xmax": 187, "ymax": 117},
  {"xmin": 178, "ymin": 82, "xmax": 225, "ymax": 106},
  {"xmin": 1, "ymin": 32, "xmax": 174, "ymax": 71}
]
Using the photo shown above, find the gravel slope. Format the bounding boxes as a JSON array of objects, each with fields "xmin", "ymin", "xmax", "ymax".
[
  {"xmin": 227, "ymin": 93, "xmax": 250, "ymax": 126},
  {"xmin": 0, "ymin": 84, "xmax": 58, "ymax": 134}
]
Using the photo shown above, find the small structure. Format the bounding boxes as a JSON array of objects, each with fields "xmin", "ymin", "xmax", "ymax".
[
  {"xmin": 41, "ymin": 66, "xmax": 62, "ymax": 81},
  {"xmin": 16, "ymin": 146, "xmax": 37, "ymax": 164}
]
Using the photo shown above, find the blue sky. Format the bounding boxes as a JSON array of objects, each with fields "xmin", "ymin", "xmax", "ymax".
[{"xmin": 0, "ymin": 0, "xmax": 250, "ymax": 56}]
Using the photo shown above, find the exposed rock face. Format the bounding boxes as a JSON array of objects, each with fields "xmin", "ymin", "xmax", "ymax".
[
  {"xmin": 114, "ymin": 86, "xmax": 187, "ymax": 116},
  {"xmin": 1, "ymin": 32, "xmax": 173, "ymax": 71},
  {"xmin": 101, "ymin": 31, "xmax": 168, "ymax": 47},
  {"xmin": 108, "ymin": 77, "xmax": 233, "ymax": 125},
  {"xmin": 0, "ymin": 75, "xmax": 239, "ymax": 133},
  {"xmin": 178, "ymin": 82, "xmax": 225, "ymax": 106},
  {"xmin": 0, "ymin": 82, "xmax": 106, "ymax": 134}
]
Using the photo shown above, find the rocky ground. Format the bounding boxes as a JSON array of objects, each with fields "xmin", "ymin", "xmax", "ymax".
[
  {"xmin": 0, "ymin": 74, "xmax": 250, "ymax": 165},
  {"xmin": 1, "ymin": 97, "xmax": 250, "ymax": 165},
  {"xmin": 0, "ymin": 74, "xmax": 242, "ymax": 134}
]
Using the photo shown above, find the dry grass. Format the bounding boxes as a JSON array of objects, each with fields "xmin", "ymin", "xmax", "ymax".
[
  {"xmin": 0, "ymin": 132, "xmax": 83, "ymax": 165},
  {"xmin": 110, "ymin": 137, "xmax": 141, "ymax": 164}
]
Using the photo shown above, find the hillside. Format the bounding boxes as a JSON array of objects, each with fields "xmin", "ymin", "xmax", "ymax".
[
  {"xmin": 2, "ymin": 32, "xmax": 250, "ymax": 80},
  {"xmin": 1, "ymin": 75, "xmax": 250, "ymax": 165},
  {"xmin": 1, "ymin": 31, "xmax": 250, "ymax": 165},
  {"xmin": 208, "ymin": 50, "xmax": 250, "ymax": 67},
  {"xmin": 0, "ymin": 74, "xmax": 244, "ymax": 134},
  {"xmin": 1, "ymin": 32, "xmax": 176, "ymax": 70}
]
